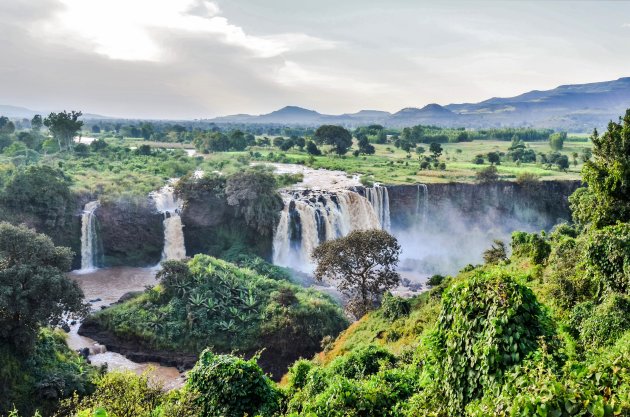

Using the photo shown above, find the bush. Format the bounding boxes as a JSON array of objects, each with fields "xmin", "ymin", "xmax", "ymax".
[
  {"xmin": 428, "ymin": 272, "xmax": 554, "ymax": 415},
  {"xmin": 579, "ymin": 294, "xmax": 630, "ymax": 348},
  {"xmin": 475, "ymin": 165, "xmax": 499, "ymax": 183},
  {"xmin": 427, "ymin": 274, "xmax": 445, "ymax": 287},
  {"xmin": 381, "ymin": 293, "xmax": 411, "ymax": 321},
  {"xmin": 187, "ymin": 349, "xmax": 280, "ymax": 417},
  {"xmin": 584, "ymin": 223, "xmax": 630, "ymax": 294},
  {"xmin": 511, "ymin": 231, "xmax": 551, "ymax": 265}
]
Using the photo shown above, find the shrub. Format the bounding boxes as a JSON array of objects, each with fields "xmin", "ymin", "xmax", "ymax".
[
  {"xmin": 475, "ymin": 165, "xmax": 499, "ymax": 183},
  {"xmin": 511, "ymin": 231, "xmax": 551, "ymax": 265},
  {"xmin": 381, "ymin": 292, "xmax": 411, "ymax": 321},
  {"xmin": 584, "ymin": 222, "xmax": 630, "ymax": 294},
  {"xmin": 427, "ymin": 274, "xmax": 445, "ymax": 287},
  {"xmin": 428, "ymin": 272, "xmax": 554, "ymax": 415},
  {"xmin": 482, "ymin": 239, "xmax": 508, "ymax": 264},
  {"xmin": 187, "ymin": 349, "xmax": 280, "ymax": 417},
  {"xmin": 579, "ymin": 294, "xmax": 630, "ymax": 348}
]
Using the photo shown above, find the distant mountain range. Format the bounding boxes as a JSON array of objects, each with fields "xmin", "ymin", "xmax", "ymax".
[
  {"xmin": 3, "ymin": 77, "xmax": 629, "ymax": 131},
  {"xmin": 208, "ymin": 77, "xmax": 630, "ymax": 131},
  {"xmin": 0, "ymin": 105, "xmax": 107, "ymax": 120}
]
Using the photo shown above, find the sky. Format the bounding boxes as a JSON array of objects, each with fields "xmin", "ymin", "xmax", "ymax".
[{"xmin": 0, "ymin": 0, "xmax": 629, "ymax": 119}]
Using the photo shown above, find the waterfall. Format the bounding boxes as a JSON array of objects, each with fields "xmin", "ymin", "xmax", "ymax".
[
  {"xmin": 365, "ymin": 184, "xmax": 391, "ymax": 231},
  {"xmin": 273, "ymin": 189, "xmax": 380, "ymax": 272},
  {"xmin": 415, "ymin": 184, "xmax": 428, "ymax": 229},
  {"xmin": 80, "ymin": 200, "xmax": 101, "ymax": 271},
  {"xmin": 151, "ymin": 182, "xmax": 186, "ymax": 262}
]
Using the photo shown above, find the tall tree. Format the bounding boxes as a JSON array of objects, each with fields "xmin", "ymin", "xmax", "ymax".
[
  {"xmin": 43, "ymin": 110, "xmax": 83, "ymax": 152},
  {"xmin": 570, "ymin": 109, "xmax": 630, "ymax": 228},
  {"xmin": 0, "ymin": 223, "xmax": 86, "ymax": 350},
  {"xmin": 312, "ymin": 229, "xmax": 401, "ymax": 318},
  {"xmin": 30, "ymin": 114, "xmax": 43, "ymax": 132}
]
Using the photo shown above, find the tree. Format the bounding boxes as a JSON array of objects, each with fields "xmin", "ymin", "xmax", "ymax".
[
  {"xmin": 429, "ymin": 142, "xmax": 442, "ymax": 159},
  {"xmin": 0, "ymin": 116, "xmax": 15, "ymax": 134},
  {"xmin": 549, "ymin": 132, "xmax": 566, "ymax": 151},
  {"xmin": 476, "ymin": 165, "xmax": 499, "ymax": 183},
  {"xmin": 0, "ymin": 223, "xmax": 86, "ymax": 350},
  {"xmin": 487, "ymin": 151, "xmax": 500, "ymax": 165},
  {"xmin": 187, "ymin": 349, "xmax": 279, "ymax": 417},
  {"xmin": 313, "ymin": 125, "xmax": 353, "ymax": 155},
  {"xmin": 570, "ymin": 110, "xmax": 630, "ymax": 228},
  {"xmin": 312, "ymin": 229, "xmax": 401, "ymax": 318},
  {"xmin": 30, "ymin": 114, "xmax": 43, "ymax": 132},
  {"xmin": 357, "ymin": 136, "xmax": 375, "ymax": 155},
  {"xmin": 43, "ymin": 110, "xmax": 83, "ymax": 152},
  {"xmin": 483, "ymin": 239, "xmax": 508, "ymax": 264},
  {"xmin": 306, "ymin": 141, "xmax": 322, "ymax": 156}
]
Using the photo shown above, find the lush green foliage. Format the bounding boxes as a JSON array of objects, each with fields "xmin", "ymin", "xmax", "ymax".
[
  {"xmin": 571, "ymin": 110, "xmax": 630, "ymax": 228},
  {"xmin": 187, "ymin": 349, "xmax": 279, "ymax": 417},
  {"xmin": 59, "ymin": 370, "xmax": 199, "ymax": 417},
  {"xmin": 0, "ymin": 222, "xmax": 85, "ymax": 349},
  {"xmin": 91, "ymin": 255, "xmax": 347, "ymax": 375},
  {"xmin": 0, "ymin": 329, "xmax": 97, "ymax": 416},
  {"xmin": 428, "ymin": 272, "xmax": 555, "ymax": 415},
  {"xmin": 511, "ymin": 231, "xmax": 552, "ymax": 265},
  {"xmin": 584, "ymin": 222, "xmax": 630, "ymax": 294}
]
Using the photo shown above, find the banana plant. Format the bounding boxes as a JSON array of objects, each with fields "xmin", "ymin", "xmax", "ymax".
[
  {"xmin": 188, "ymin": 292, "xmax": 205, "ymax": 308},
  {"xmin": 217, "ymin": 319, "xmax": 236, "ymax": 332}
]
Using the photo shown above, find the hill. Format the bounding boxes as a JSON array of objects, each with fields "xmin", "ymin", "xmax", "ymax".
[{"xmin": 208, "ymin": 77, "xmax": 630, "ymax": 131}]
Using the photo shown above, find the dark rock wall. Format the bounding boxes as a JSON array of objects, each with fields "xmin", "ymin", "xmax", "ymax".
[
  {"xmin": 96, "ymin": 198, "xmax": 163, "ymax": 267},
  {"xmin": 388, "ymin": 180, "xmax": 581, "ymax": 232}
]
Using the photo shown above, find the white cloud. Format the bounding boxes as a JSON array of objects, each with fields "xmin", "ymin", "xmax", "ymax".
[
  {"xmin": 275, "ymin": 61, "xmax": 388, "ymax": 93},
  {"xmin": 622, "ymin": 23, "xmax": 630, "ymax": 28},
  {"xmin": 42, "ymin": 0, "xmax": 335, "ymax": 61}
]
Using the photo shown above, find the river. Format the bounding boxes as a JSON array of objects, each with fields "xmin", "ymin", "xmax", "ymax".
[{"xmin": 68, "ymin": 267, "xmax": 185, "ymax": 390}]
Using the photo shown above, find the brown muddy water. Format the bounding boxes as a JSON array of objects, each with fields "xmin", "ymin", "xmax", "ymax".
[{"xmin": 68, "ymin": 267, "xmax": 185, "ymax": 390}]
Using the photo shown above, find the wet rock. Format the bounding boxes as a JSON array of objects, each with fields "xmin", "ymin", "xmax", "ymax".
[{"xmin": 89, "ymin": 298, "xmax": 102, "ymax": 303}]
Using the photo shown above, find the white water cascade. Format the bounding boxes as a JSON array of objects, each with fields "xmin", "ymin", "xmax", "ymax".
[
  {"xmin": 273, "ymin": 189, "xmax": 380, "ymax": 272},
  {"xmin": 365, "ymin": 184, "xmax": 391, "ymax": 231},
  {"xmin": 151, "ymin": 182, "xmax": 186, "ymax": 262},
  {"xmin": 80, "ymin": 200, "xmax": 101, "ymax": 272},
  {"xmin": 415, "ymin": 184, "xmax": 428, "ymax": 229}
]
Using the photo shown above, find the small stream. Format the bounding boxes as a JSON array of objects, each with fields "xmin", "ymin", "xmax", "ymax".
[{"xmin": 68, "ymin": 267, "xmax": 185, "ymax": 390}]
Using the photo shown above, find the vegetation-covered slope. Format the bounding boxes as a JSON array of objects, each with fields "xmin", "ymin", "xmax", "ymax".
[{"xmin": 84, "ymin": 255, "xmax": 348, "ymax": 379}]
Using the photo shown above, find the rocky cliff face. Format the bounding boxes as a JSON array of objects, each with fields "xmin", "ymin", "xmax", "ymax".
[
  {"xmin": 387, "ymin": 180, "xmax": 581, "ymax": 232},
  {"xmin": 180, "ymin": 191, "xmax": 274, "ymax": 260},
  {"xmin": 96, "ymin": 198, "xmax": 163, "ymax": 267}
]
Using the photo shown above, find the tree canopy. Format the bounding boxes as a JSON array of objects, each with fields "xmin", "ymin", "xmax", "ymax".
[
  {"xmin": 0, "ymin": 223, "xmax": 85, "ymax": 350},
  {"xmin": 43, "ymin": 110, "xmax": 83, "ymax": 152},
  {"xmin": 570, "ymin": 110, "xmax": 630, "ymax": 228},
  {"xmin": 313, "ymin": 125, "xmax": 353, "ymax": 155}
]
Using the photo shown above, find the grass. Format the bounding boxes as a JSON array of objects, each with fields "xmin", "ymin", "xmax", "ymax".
[{"xmin": 192, "ymin": 139, "xmax": 588, "ymax": 184}]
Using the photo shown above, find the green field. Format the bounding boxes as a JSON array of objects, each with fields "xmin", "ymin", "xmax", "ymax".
[{"xmin": 190, "ymin": 139, "xmax": 588, "ymax": 184}]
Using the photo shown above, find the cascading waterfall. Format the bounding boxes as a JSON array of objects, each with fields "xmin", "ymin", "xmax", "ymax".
[
  {"xmin": 365, "ymin": 184, "xmax": 391, "ymax": 231},
  {"xmin": 273, "ymin": 189, "xmax": 380, "ymax": 272},
  {"xmin": 80, "ymin": 200, "xmax": 101, "ymax": 271},
  {"xmin": 151, "ymin": 182, "xmax": 186, "ymax": 262},
  {"xmin": 415, "ymin": 184, "xmax": 428, "ymax": 229}
]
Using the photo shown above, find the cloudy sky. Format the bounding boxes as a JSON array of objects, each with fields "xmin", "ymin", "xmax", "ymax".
[{"xmin": 1, "ymin": 0, "xmax": 629, "ymax": 119}]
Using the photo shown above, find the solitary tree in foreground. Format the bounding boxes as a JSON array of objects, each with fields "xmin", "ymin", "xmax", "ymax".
[{"xmin": 312, "ymin": 229, "xmax": 401, "ymax": 319}]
